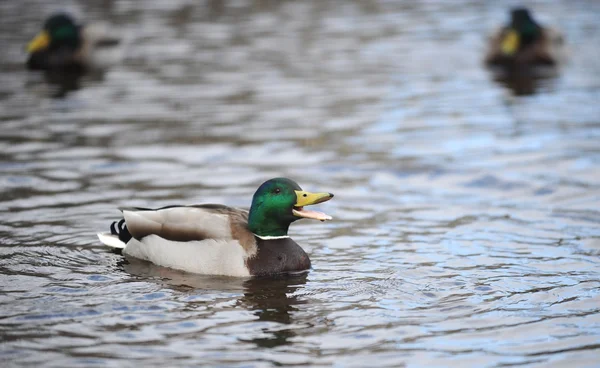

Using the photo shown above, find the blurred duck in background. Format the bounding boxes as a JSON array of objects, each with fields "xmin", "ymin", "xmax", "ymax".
[
  {"xmin": 485, "ymin": 7, "xmax": 564, "ymax": 95},
  {"xmin": 26, "ymin": 13, "xmax": 121, "ymax": 96},
  {"xmin": 485, "ymin": 7, "xmax": 563, "ymax": 67}
]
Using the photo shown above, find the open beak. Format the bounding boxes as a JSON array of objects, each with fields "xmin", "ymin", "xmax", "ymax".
[
  {"xmin": 27, "ymin": 31, "xmax": 50, "ymax": 53},
  {"xmin": 501, "ymin": 29, "xmax": 520, "ymax": 56},
  {"xmin": 293, "ymin": 190, "xmax": 334, "ymax": 221}
]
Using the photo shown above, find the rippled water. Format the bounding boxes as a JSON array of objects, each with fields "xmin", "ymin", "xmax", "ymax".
[{"xmin": 1, "ymin": 0, "xmax": 600, "ymax": 366}]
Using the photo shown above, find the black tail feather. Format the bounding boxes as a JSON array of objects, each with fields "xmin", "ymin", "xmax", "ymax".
[
  {"xmin": 110, "ymin": 219, "xmax": 132, "ymax": 243},
  {"xmin": 110, "ymin": 221, "xmax": 118, "ymax": 235}
]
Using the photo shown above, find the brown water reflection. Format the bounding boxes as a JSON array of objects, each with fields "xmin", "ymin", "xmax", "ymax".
[
  {"xmin": 1, "ymin": 0, "xmax": 600, "ymax": 367},
  {"xmin": 490, "ymin": 66, "xmax": 559, "ymax": 96}
]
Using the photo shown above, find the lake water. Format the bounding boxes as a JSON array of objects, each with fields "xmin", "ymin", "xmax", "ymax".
[{"xmin": 1, "ymin": 0, "xmax": 599, "ymax": 367}]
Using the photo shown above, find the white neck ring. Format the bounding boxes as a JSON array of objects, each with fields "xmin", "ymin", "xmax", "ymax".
[{"xmin": 254, "ymin": 234, "xmax": 290, "ymax": 240}]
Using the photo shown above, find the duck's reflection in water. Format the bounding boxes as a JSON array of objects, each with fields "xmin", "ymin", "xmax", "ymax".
[
  {"xmin": 489, "ymin": 65, "xmax": 558, "ymax": 96},
  {"xmin": 238, "ymin": 273, "xmax": 308, "ymax": 347},
  {"xmin": 43, "ymin": 70, "xmax": 83, "ymax": 98},
  {"xmin": 120, "ymin": 258, "xmax": 308, "ymax": 348},
  {"xmin": 25, "ymin": 69, "xmax": 109, "ymax": 99}
]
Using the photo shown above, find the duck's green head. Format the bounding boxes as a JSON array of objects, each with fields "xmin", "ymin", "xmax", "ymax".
[
  {"xmin": 27, "ymin": 13, "xmax": 81, "ymax": 54},
  {"xmin": 502, "ymin": 7, "xmax": 541, "ymax": 56},
  {"xmin": 248, "ymin": 178, "xmax": 334, "ymax": 237}
]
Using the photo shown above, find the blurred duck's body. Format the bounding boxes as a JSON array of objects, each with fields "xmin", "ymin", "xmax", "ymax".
[{"xmin": 485, "ymin": 8, "xmax": 564, "ymax": 68}]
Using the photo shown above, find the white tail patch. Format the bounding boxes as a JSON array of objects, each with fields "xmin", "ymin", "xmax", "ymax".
[{"xmin": 97, "ymin": 232, "xmax": 126, "ymax": 249}]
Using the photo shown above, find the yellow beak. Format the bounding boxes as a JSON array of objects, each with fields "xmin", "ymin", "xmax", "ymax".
[
  {"xmin": 293, "ymin": 190, "xmax": 334, "ymax": 221},
  {"xmin": 27, "ymin": 31, "xmax": 50, "ymax": 53},
  {"xmin": 501, "ymin": 29, "xmax": 520, "ymax": 56}
]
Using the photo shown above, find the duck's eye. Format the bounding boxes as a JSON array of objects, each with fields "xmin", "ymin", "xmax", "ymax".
[{"xmin": 274, "ymin": 188, "xmax": 281, "ymax": 194}]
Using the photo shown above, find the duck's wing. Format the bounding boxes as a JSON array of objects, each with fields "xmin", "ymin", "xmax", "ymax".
[
  {"xmin": 77, "ymin": 23, "xmax": 122, "ymax": 69},
  {"xmin": 538, "ymin": 27, "xmax": 565, "ymax": 64},
  {"xmin": 119, "ymin": 204, "xmax": 251, "ymax": 243},
  {"xmin": 81, "ymin": 23, "xmax": 121, "ymax": 48}
]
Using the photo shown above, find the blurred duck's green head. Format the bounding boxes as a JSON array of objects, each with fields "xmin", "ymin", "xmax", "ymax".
[
  {"xmin": 28, "ymin": 13, "xmax": 81, "ymax": 53},
  {"xmin": 501, "ymin": 7, "xmax": 541, "ymax": 56},
  {"xmin": 248, "ymin": 178, "xmax": 334, "ymax": 237}
]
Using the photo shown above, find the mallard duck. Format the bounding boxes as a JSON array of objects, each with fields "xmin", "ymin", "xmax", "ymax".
[
  {"xmin": 485, "ymin": 7, "xmax": 564, "ymax": 67},
  {"xmin": 97, "ymin": 178, "xmax": 334, "ymax": 277},
  {"xmin": 26, "ymin": 13, "xmax": 120, "ymax": 73}
]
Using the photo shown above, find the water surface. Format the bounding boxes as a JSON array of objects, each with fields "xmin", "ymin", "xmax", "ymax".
[{"xmin": 1, "ymin": 0, "xmax": 600, "ymax": 366}]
